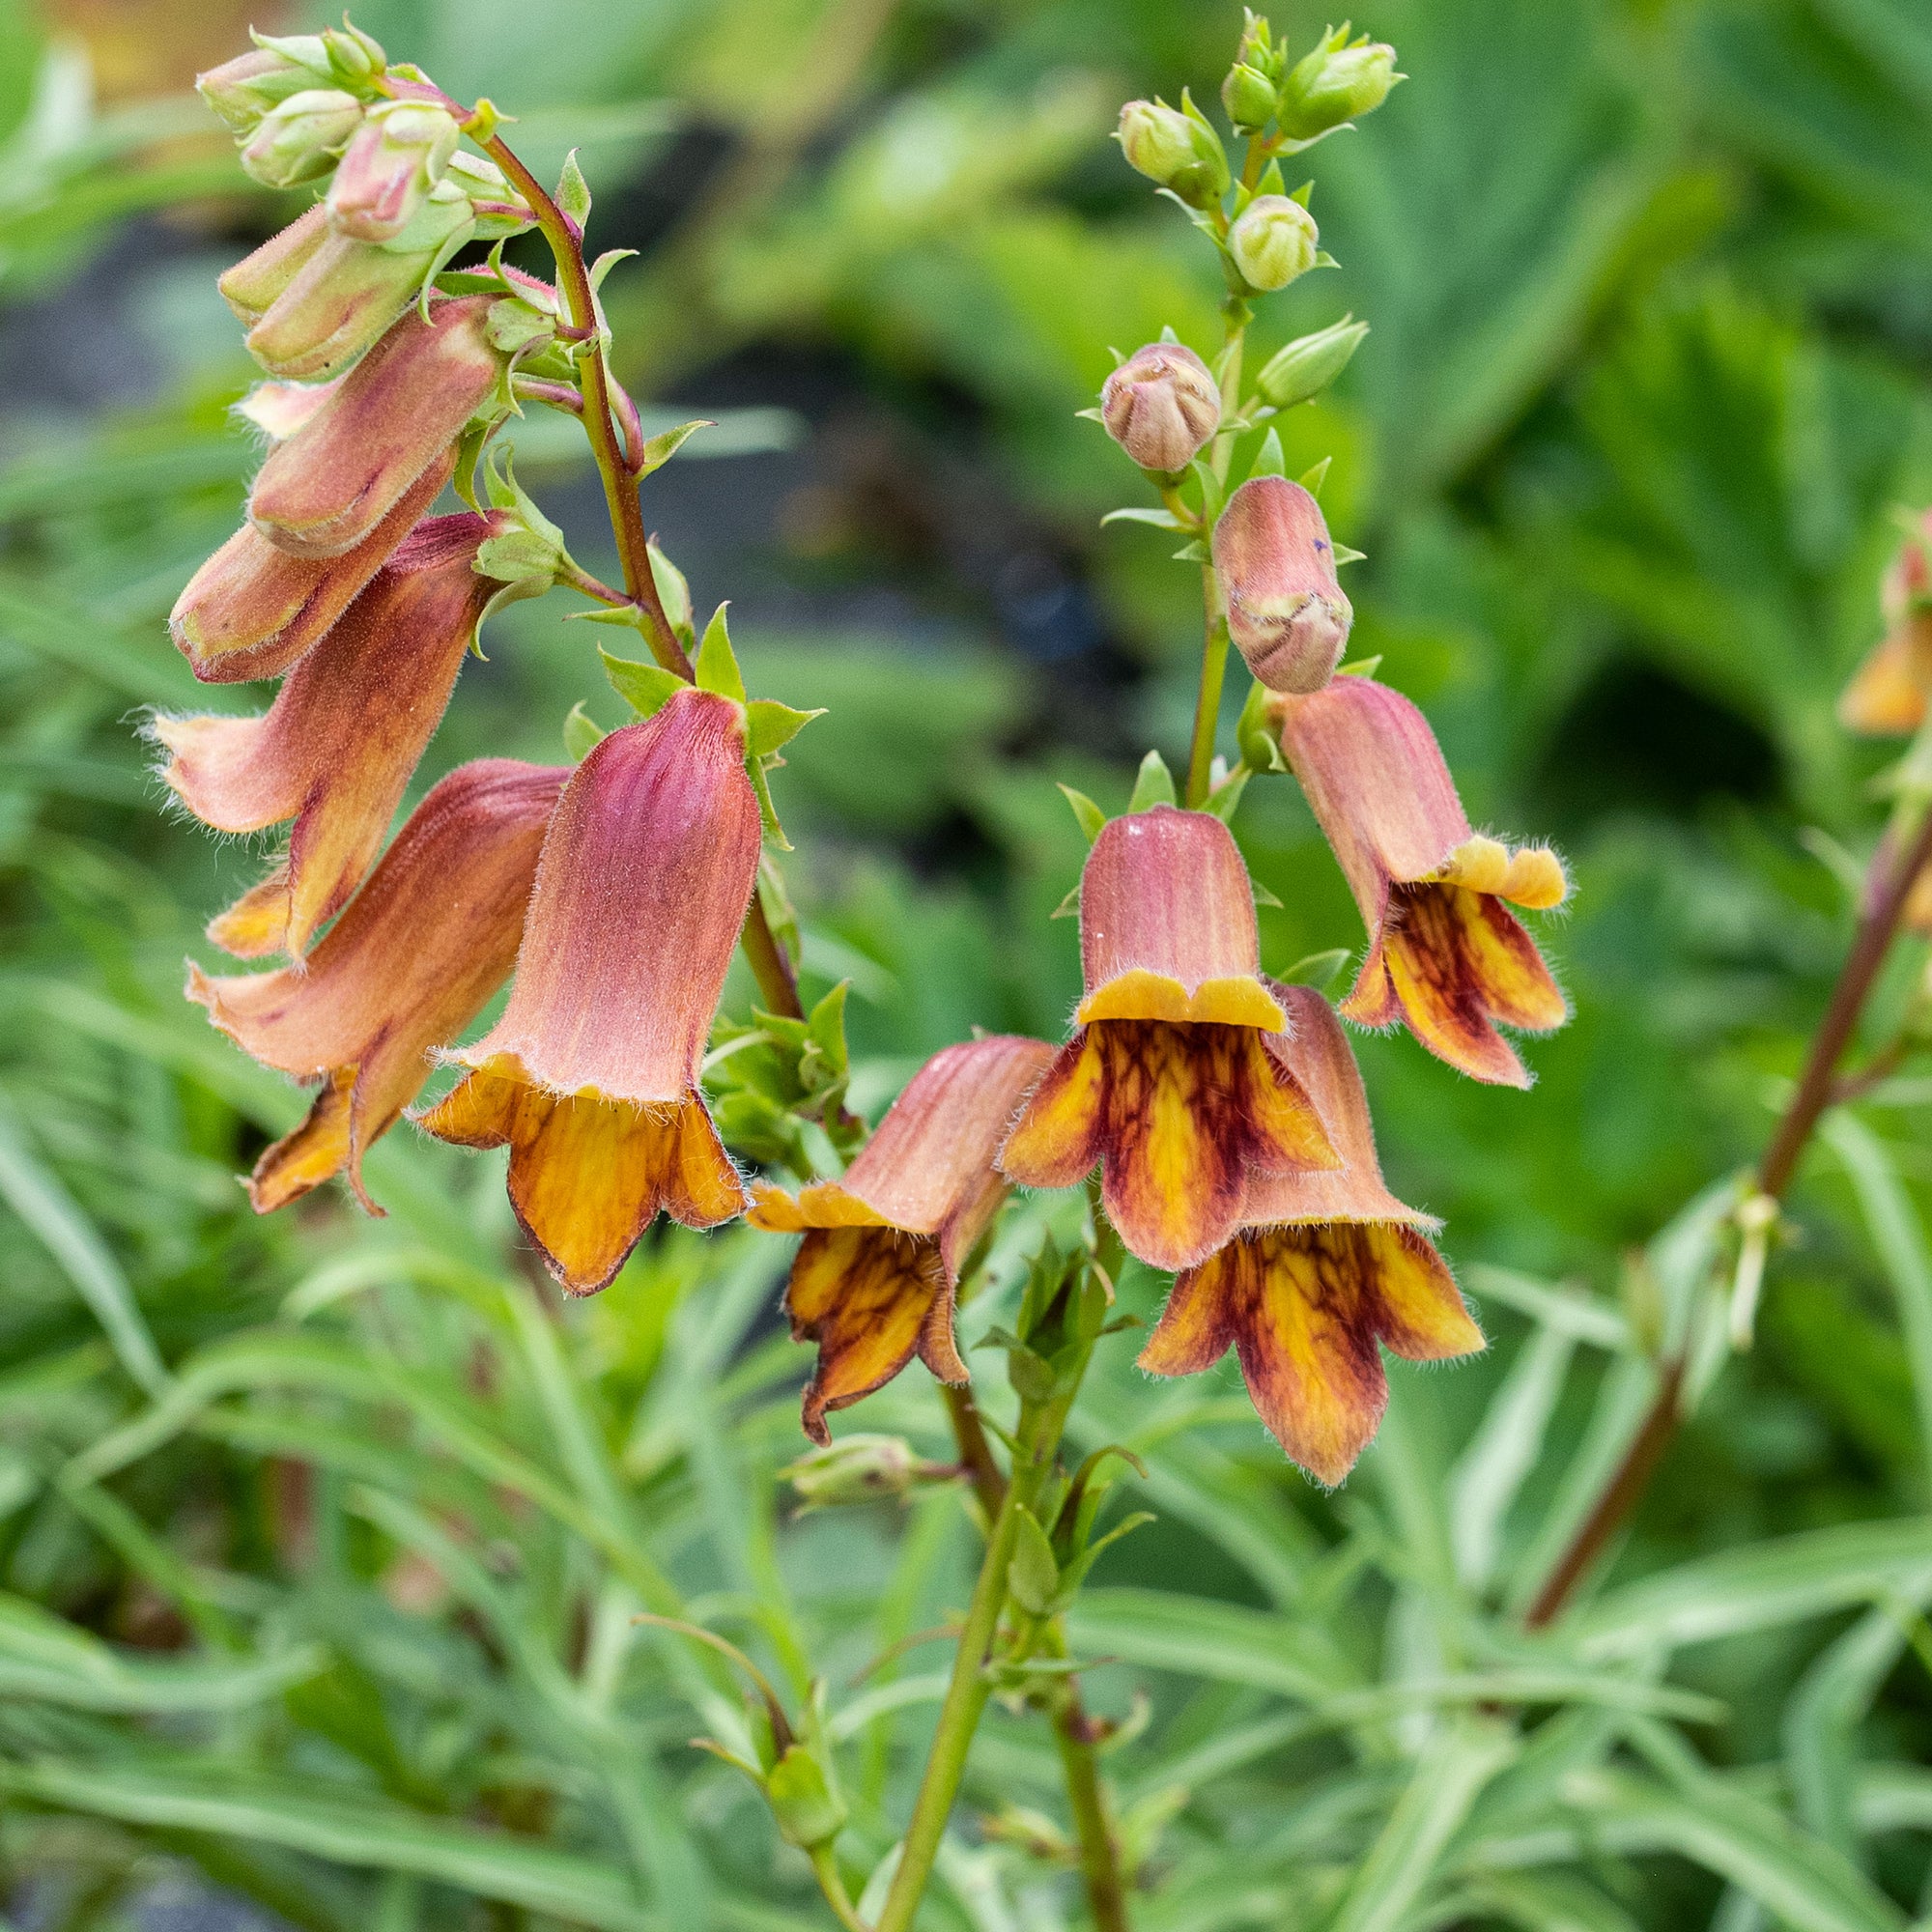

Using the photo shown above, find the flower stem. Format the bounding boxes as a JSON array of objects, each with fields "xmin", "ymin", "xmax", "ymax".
[
  {"xmin": 481, "ymin": 127, "xmax": 807, "ymax": 1022},
  {"xmin": 1523, "ymin": 796, "xmax": 1932, "ymax": 1628},
  {"xmin": 874, "ymin": 1348, "xmax": 1094, "ymax": 1932},
  {"xmin": 810, "ymin": 1845, "xmax": 869, "ymax": 1932},
  {"xmin": 1184, "ymin": 299, "xmax": 1250, "ymax": 809}
]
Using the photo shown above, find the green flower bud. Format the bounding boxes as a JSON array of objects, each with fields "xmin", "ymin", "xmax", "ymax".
[
  {"xmin": 1277, "ymin": 32, "xmax": 1399, "ymax": 141},
  {"xmin": 765, "ymin": 1743, "xmax": 848, "ymax": 1850},
  {"xmin": 195, "ymin": 48, "xmax": 322, "ymax": 136},
  {"xmin": 318, "ymin": 22, "xmax": 387, "ymax": 81},
  {"xmin": 1255, "ymin": 315, "xmax": 1367, "ymax": 409},
  {"xmin": 1221, "ymin": 63, "xmax": 1276, "ymax": 133},
  {"xmin": 781, "ymin": 1433, "xmax": 951, "ymax": 1510},
  {"xmin": 240, "ymin": 88, "xmax": 363, "ymax": 190},
  {"xmin": 1117, "ymin": 96, "xmax": 1229, "ymax": 209},
  {"xmin": 1226, "ymin": 193, "xmax": 1319, "ymax": 293}
]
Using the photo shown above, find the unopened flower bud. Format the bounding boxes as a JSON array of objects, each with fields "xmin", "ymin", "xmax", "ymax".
[
  {"xmin": 781, "ymin": 1435, "xmax": 947, "ymax": 1510},
  {"xmin": 1227, "ymin": 194, "xmax": 1319, "ymax": 292},
  {"xmin": 1213, "ymin": 475, "xmax": 1352, "ymax": 693},
  {"xmin": 327, "ymin": 99, "xmax": 462, "ymax": 242},
  {"xmin": 1277, "ymin": 34, "xmax": 1398, "ymax": 141},
  {"xmin": 196, "ymin": 47, "xmax": 321, "ymax": 135},
  {"xmin": 1117, "ymin": 97, "xmax": 1229, "ymax": 208},
  {"xmin": 241, "ymin": 88, "xmax": 363, "ymax": 190},
  {"xmin": 1222, "ymin": 62, "xmax": 1276, "ymax": 132},
  {"xmin": 1100, "ymin": 342, "xmax": 1221, "ymax": 472},
  {"xmin": 317, "ymin": 21, "xmax": 386, "ymax": 81},
  {"xmin": 1255, "ymin": 315, "xmax": 1368, "ymax": 410}
]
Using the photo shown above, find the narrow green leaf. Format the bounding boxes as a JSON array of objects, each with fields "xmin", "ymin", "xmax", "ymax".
[
  {"xmin": 1451, "ymin": 1324, "xmax": 1577, "ymax": 1589},
  {"xmin": 1008, "ymin": 1508, "xmax": 1061, "ymax": 1617},
  {"xmin": 633, "ymin": 418, "xmax": 713, "ymax": 480},
  {"xmin": 1099, "ymin": 505, "xmax": 1184, "ymax": 529},
  {"xmin": 1281, "ymin": 948, "xmax": 1350, "ymax": 989},
  {"xmin": 555, "ymin": 148, "xmax": 591, "ymax": 226}
]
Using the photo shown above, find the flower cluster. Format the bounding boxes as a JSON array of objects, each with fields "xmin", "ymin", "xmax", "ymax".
[{"xmin": 169, "ymin": 13, "xmax": 1568, "ymax": 1492}]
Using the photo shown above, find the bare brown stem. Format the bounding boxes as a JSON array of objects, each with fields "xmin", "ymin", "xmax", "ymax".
[{"xmin": 1524, "ymin": 803, "xmax": 1932, "ymax": 1628}]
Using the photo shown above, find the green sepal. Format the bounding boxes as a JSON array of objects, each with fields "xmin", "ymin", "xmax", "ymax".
[
  {"xmin": 758, "ymin": 853, "xmax": 801, "ymax": 969},
  {"xmin": 483, "ymin": 446, "xmax": 565, "ymax": 550},
  {"xmin": 1237, "ymin": 678, "xmax": 1287, "ymax": 773},
  {"xmin": 1051, "ymin": 881, "xmax": 1082, "ymax": 920},
  {"xmin": 561, "ymin": 702, "xmax": 606, "ymax": 760},
  {"xmin": 634, "ymin": 418, "xmax": 713, "ymax": 480},
  {"xmin": 555, "ymin": 149, "xmax": 591, "ymax": 228},
  {"xmin": 1338, "ymin": 654, "xmax": 1382, "ymax": 677},
  {"xmin": 749, "ymin": 756, "xmax": 791, "ymax": 851},
  {"xmin": 747, "ymin": 699, "xmax": 824, "ymax": 760},
  {"xmin": 1172, "ymin": 538, "xmax": 1211, "ymax": 563},
  {"xmin": 451, "ymin": 417, "xmax": 496, "ymax": 513},
  {"xmin": 1188, "ymin": 456, "xmax": 1227, "ymax": 523},
  {"xmin": 1127, "ymin": 750, "xmax": 1178, "ymax": 812},
  {"xmin": 1283, "ymin": 947, "xmax": 1350, "ymax": 990},
  {"xmin": 1248, "ymin": 427, "xmax": 1286, "ymax": 480},
  {"xmin": 1100, "ymin": 505, "xmax": 1184, "ymax": 529},
  {"xmin": 801, "ymin": 980, "xmax": 851, "ymax": 1099},
  {"xmin": 1291, "ymin": 178, "xmax": 1315, "ymax": 208},
  {"xmin": 1332, "ymin": 542, "xmax": 1367, "ymax": 566},
  {"xmin": 694, "ymin": 605, "xmax": 746, "ymax": 701},
  {"xmin": 1257, "ymin": 156, "xmax": 1286, "ymax": 196},
  {"xmin": 601, "ymin": 648, "xmax": 687, "ymax": 719},
  {"xmin": 648, "ymin": 541, "xmax": 694, "ymax": 643},
  {"xmin": 588, "ymin": 248, "xmax": 638, "ymax": 291},
  {"xmin": 1201, "ymin": 763, "xmax": 1250, "ymax": 824},
  {"xmin": 765, "ymin": 1743, "xmax": 847, "ymax": 1851},
  {"xmin": 1250, "ymin": 877, "xmax": 1284, "ymax": 909},
  {"xmin": 568, "ymin": 603, "xmax": 650, "ymax": 631},
  {"xmin": 1298, "ymin": 455, "xmax": 1332, "ymax": 498},
  {"xmin": 1051, "ymin": 1513, "xmax": 1156, "ymax": 1611},
  {"xmin": 485, "ymin": 296, "xmax": 556, "ymax": 356},
  {"xmin": 1007, "ymin": 1508, "xmax": 1061, "ymax": 1618},
  {"xmin": 1058, "ymin": 784, "xmax": 1108, "ymax": 843}
]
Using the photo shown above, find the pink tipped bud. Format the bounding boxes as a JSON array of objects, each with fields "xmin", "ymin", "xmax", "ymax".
[
  {"xmin": 187, "ymin": 758, "xmax": 566, "ymax": 1215},
  {"xmin": 1213, "ymin": 476, "xmax": 1352, "ymax": 693},
  {"xmin": 327, "ymin": 99, "xmax": 463, "ymax": 242},
  {"xmin": 155, "ymin": 513, "xmax": 508, "ymax": 959},
  {"xmin": 248, "ymin": 296, "xmax": 502, "ymax": 558},
  {"xmin": 1100, "ymin": 342, "xmax": 1221, "ymax": 473},
  {"xmin": 170, "ymin": 453, "xmax": 451, "ymax": 683},
  {"xmin": 240, "ymin": 87, "xmax": 363, "ymax": 189},
  {"xmin": 224, "ymin": 200, "xmax": 473, "ymax": 382}
]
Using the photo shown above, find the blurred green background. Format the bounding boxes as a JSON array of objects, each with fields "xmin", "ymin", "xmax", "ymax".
[{"xmin": 6, "ymin": 0, "xmax": 1932, "ymax": 1927}]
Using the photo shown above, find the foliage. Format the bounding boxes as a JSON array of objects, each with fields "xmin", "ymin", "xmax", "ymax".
[{"xmin": 3, "ymin": 0, "xmax": 1932, "ymax": 1929}]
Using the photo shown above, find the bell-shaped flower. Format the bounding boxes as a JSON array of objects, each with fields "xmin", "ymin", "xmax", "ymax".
[
  {"xmin": 1000, "ymin": 805, "xmax": 1338, "ymax": 1272},
  {"xmin": 750, "ymin": 1034, "xmax": 1058, "ymax": 1444},
  {"xmin": 187, "ymin": 758, "xmax": 565, "ymax": 1214},
  {"xmin": 249, "ymin": 295, "xmax": 502, "ymax": 557},
  {"xmin": 219, "ymin": 197, "xmax": 475, "ymax": 382},
  {"xmin": 1140, "ymin": 983, "xmax": 1482, "ymax": 1484},
  {"xmin": 417, "ymin": 692, "xmax": 759, "ymax": 1293},
  {"xmin": 1213, "ymin": 476, "xmax": 1352, "ymax": 694},
  {"xmin": 1271, "ymin": 675, "xmax": 1568, "ymax": 1087},
  {"xmin": 1840, "ymin": 510, "xmax": 1932, "ymax": 736},
  {"xmin": 170, "ymin": 452, "xmax": 450, "ymax": 683},
  {"xmin": 153, "ymin": 512, "xmax": 505, "ymax": 959}
]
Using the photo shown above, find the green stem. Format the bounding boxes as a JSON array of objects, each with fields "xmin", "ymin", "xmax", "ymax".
[
  {"xmin": 809, "ymin": 1845, "xmax": 869, "ymax": 1932},
  {"xmin": 1184, "ymin": 299, "xmax": 1250, "ymax": 810},
  {"xmin": 1046, "ymin": 1630, "xmax": 1129, "ymax": 1932},
  {"xmin": 873, "ymin": 1361, "xmax": 1090, "ymax": 1932}
]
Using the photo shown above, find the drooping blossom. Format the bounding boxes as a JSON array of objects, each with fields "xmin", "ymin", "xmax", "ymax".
[
  {"xmin": 1213, "ymin": 475, "xmax": 1352, "ymax": 693},
  {"xmin": 1140, "ymin": 982, "xmax": 1482, "ymax": 1484},
  {"xmin": 1271, "ymin": 674, "xmax": 1567, "ymax": 1087},
  {"xmin": 248, "ymin": 295, "xmax": 501, "ymax": 557},
  {"xmin": 153, "ymin": 513, "xmax": 506, "ymax": 959},
  {"xmin": 1839, "ymin": 509, "xmax": 1932, "ymax": 737},
  {"xmin": 418, "ymin": 691, "xmax": 759, "ymax": 1293},
  {"xmin": 188, "ymin": 758, "xmax": 565, "ymax": 1213},
  {"xmin": 751, "ymin": 1034, "xmax": 1057, "ymax": 1443},
  {"xmin": 1001, "ymin": 804, "xmax": 1338, "ymax": 1271},
  {"xmin": 170, "ymin": 453, "xmax": 451, "ymax": 683}
]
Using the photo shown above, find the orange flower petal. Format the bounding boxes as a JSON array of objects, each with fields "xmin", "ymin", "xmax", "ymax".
[
  {"xmin": 1140, "ymin": 1223, "xmax": 1481, "ymax": 1486},
  {"xmin": 785, "ymin": 1227, "xmax": 962, "ymax": 1445},
  {"xmin": 999, "ymin": 1030, "xmax": 1107, "ymax": 1191},
  {"xmin": 1839, "ymin": 625, "xmax": 1932, "ymax": 737},
  {"xmin": 419, "ymin": 1070, "xmax": 745, "ymax": 1293},
  {"xmin": 245, "ymin": 1067, "xmax": 356, "ymax": 1213}
]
